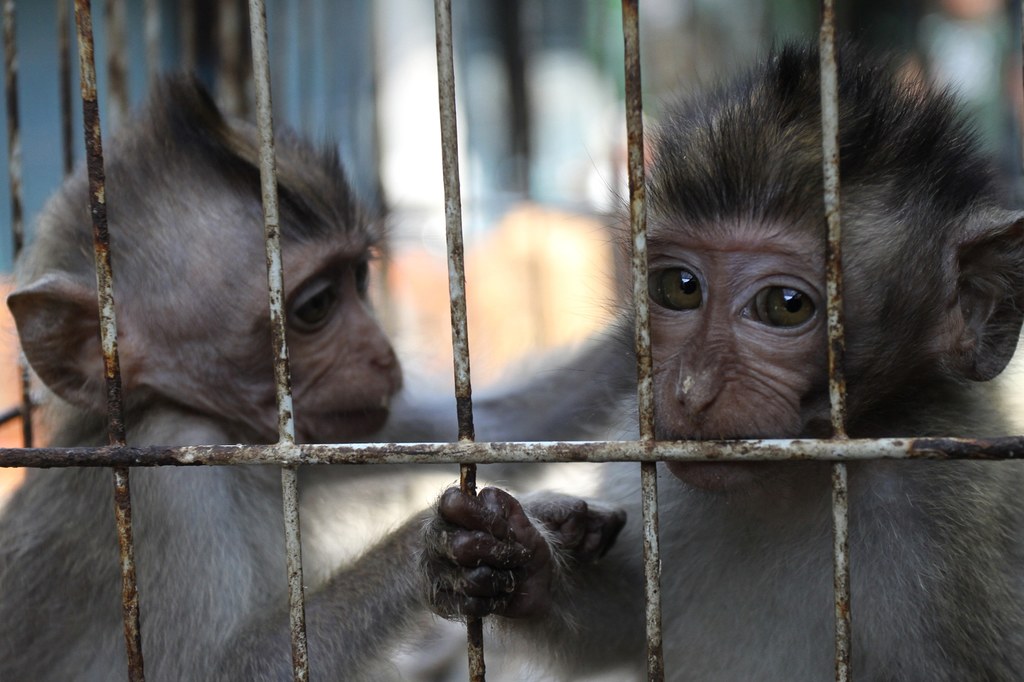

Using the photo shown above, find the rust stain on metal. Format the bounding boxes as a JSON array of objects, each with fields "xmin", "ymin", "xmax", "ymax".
[
  {"xmin": 621, "ymin": 0, "xmax": 654, "ymax": 446},
  {"xmin": 59, "ymin": 0, "xmax": 74, "ymax": 175},
  {"xmin": 819, "ymin": 5, "xmax": 852, "ymax": 680},
  {"xmin": 639, "ymin": 461, "xmax": 664, "ymax": 682},
  {"xmin": 113, "ymin": 465, "xmax": 143, "ymax": 680},
  {"xmin": 818, "ymin": 1, "xmax": 847, "ymax": 441},
  {"xmin": 247, "ymin": 1, "xmax": 308, "ymax": 678},
  {"xmin": 280, "ymin": 465, "xmax": 308, "ymax": 681},
  {"xmin": 5, "ymin": 435, "xmax": 1024, "ymax": 468},
  {"xmin": 622, "ymin": 2, "xmax": 664, "ymax": 680},
  {"xmin": 75, "ymin": 1, "xmax": 140, "ymax": 678},
  {"xmin": 247, "ymin": 0, "xmax": 297, "ymax": 450},
  {"xmin": 433, "ymin": 0, "xmax": 476, "ymax": 445},
  {"xmin": 831, "ymin": 461, "xmax": 851, "ymax": 682},
  {"xmin": 434, "ymin": 0, "xmax": 482, "ymax": 676}
]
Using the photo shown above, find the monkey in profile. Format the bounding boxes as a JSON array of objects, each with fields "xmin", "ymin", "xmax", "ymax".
[
  {"xmin": 336, "ymin": 44, "xmax": 1024, "ymax": 680},
  {"xmin": 0, "ymin": 77, "xmax": 415, "ymax": 680}
]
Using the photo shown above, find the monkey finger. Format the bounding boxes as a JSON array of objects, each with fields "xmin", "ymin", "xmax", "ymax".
[
  {"xmin": 438, "ymin": 487, "xmax": 512, "ymax": 539},
  {"xmin": 450, "ymin": 532, "xmax": 531, "ymax": 569},
  {"xmin": 577, "ymin": 507, "xmax": 628, "ymax": 562},
  {"xmin": 461, "ymin": 565, "xmax": 516, "ymax": 597},
  {"xmin": 482, "ymin": 487, "xmax": 544, "ymax": 542}
]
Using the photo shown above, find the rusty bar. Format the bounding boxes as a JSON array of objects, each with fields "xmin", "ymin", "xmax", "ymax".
[
  {"xmin": 819, "ymin": 3, "xmax": 851, "ymax": 680},
  {"xmin": 4, "ymin": 434, "xmax": 1024, "ymax": 468},
  {"xmin": 621, "ymin": 2, "xmax": 663, "ymax": 679},
  {"xmin": 74, "ymin": 1, "xmax": 142, "ymax": 679},
  {"xmin": 59, "ymin": 0, "xmax": 73, "ymax": 175},
  {"xmin": 143, "ymin": 0, "xmax": 159, "ymax": 82},
  {"xmin": 104, "ymin": 0, "xmax": 128, "ymax": 129},
  {"xmin": 4, "ymin": 0, "xmax": 32, "ymax": 448},
  {"xmin": 831, "ymin": 457, "xmax": 850, "ymax": 677},
  {"xmin": 433, "ymin": 0, "xmax": 483, "ymax": 677},
  {"xmin": 247, "ymin": 1, "xmax": 309, "ymax": 679},
  {"xmin": 1020, "ymin": 4, "xmax": 1024, "ymax": 173},
  {"xmin": 432, "ymin": 0, "xmax": 475, "ymax": 446},
  {"xmin": 247, "ymin": 0, "xmax": 295, "ymax": 449},
  {"xmin": 819, "ymin": 0, "xmax": 847, "ymax": 438}
]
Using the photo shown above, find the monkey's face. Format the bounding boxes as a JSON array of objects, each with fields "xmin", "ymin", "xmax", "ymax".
[
  {"xmin": 284, "ymin": 240, "xmax": 402, "ymax": 443},
  {"xmin": 647, "ymin": 220, "xmax": 829, "ymax": 490}
]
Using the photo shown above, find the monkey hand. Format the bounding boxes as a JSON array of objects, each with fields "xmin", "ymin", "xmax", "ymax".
[{"xmin": 422, "ymin": 486, "xmax": 626, "ymax": 620}]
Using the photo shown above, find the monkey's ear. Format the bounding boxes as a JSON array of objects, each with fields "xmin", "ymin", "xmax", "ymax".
[
  {"xmin": 7, "ymin": 273, "xmax": 108, "ymax": 409},
  {"xmin": 954, "ymin": 212, "xmax": 1024, "ymax": 381}
]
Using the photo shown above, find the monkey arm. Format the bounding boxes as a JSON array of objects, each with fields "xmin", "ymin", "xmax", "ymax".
[
  {"xmin": 212, "ymin": 510, "xmax": 439, "ymax": 681},
  {"xmin": 471, "ymin": 325, "xmax": 637, "ymax": 443}
]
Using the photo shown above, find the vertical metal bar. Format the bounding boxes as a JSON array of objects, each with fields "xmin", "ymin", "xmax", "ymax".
[
  {"xmin": 247, "ymin": 2, "xmax": 309, "ymax": 680},
  {"xmin": 621, "ymin": 2, "xmax": 663, "ymax": 680},
  {"xmin": 104, "ymin": 0, "xmax": 128, "ymax": 128},
  {"xmin": 73, "ymin": 1, "xmax": 143, "ymax": 679},
  {"xmin": 3, "ymin": 0, "xmax": 32, "ymax": 447},
  {"xmin": 433, "ymin": 1, "xmax": 483, "ymax": 679},
  {"xmin": 59, "ymin": 0, "xmax": 74, "ymax": 175},
  {"xmin": 143, "ymin": 0, "xmax": 159, "ymax": 82},
  {"xmin": 818, "ymin": 3, "xmax": 851, "ymax": 681}
]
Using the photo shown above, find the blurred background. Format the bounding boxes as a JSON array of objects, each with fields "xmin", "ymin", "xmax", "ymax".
[{"xmin": 0, "ymin": 0, "xmax": 1022, "ymax": 499}]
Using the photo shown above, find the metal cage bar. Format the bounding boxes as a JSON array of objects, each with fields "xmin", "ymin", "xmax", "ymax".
[
  {"xmin": 818, "ymin": 2, "xmax": 852, "ymax": 680},
  {"xmin": 72, "ymin": 1, "xmax": 143, "ymax": 679},
  {"xmin": 5, "ymin": 434, "xmax": 1022, "ymax": 469},
  {"xmin": 620, "ymin": 1, "xmax": 664, "ymax": 679},
  {"xmin": 246, "ymin": 1, "xmax": 310, "ymax": 680},
  {"xmin": 3, "ymin": 0, "xmax": 32, "ymax": 448},
  {"xmin": 432, "ymin": 0, "xmax": 484, "ymax": 678}
]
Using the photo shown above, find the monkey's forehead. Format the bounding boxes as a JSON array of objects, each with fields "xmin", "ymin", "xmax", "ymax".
[{"xmin": 648, "ymin": 43, "xmax": 993, "ymax": 225}]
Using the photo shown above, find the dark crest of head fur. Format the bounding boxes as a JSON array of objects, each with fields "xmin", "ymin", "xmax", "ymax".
[
  {"xmin": 129, "ymin": 74, "xmax": 372, "ymax": 245},
  {"xmin": 648, "ymin": 42, "xmax": 995, "ymax": 229},
  {"xmin": 19, "ymin": 74, "xmax": 377, "ymax": 291}
]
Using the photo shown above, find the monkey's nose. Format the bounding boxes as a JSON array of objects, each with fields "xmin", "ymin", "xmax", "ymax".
[{"xmin": 675, "ymin": 371, "xmax": 719, "ymax": 415}]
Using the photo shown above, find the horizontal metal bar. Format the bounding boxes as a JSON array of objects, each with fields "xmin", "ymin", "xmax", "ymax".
[{"xmin": 3, "ymin": 436, "xmax": 1024, "ymax": 468}]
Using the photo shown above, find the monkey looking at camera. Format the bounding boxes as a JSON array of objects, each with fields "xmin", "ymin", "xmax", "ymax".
[
  {"xmin": 334, "ymin": 44, "xmax": 1024, "ymax": 680},
  {"xmin": 0, "ymin": 77, "xmax": 412, "ymax": 680}
]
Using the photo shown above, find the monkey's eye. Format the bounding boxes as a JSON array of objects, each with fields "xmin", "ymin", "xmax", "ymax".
[
  {"xmin": 354, "ymin": 260, "xmax": 370, "ymax": 296},
  {"xmin": 751, "ymin": 287, "xmax": 815, "ymax": 327},
  {"xmin": 649, "ymin": 268, "xmax": 702, "ymax": 311},
  {"xmin": 290, "ymin": 281, "xmax": 338, "ymax": 332}
]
